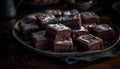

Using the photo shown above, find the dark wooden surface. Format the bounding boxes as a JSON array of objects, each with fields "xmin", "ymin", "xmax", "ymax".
[{"xmin": 0, "ymin": 1, "xmax": 120, "ymax": 69}]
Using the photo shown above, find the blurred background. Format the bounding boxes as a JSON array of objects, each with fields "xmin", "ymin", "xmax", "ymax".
[{"xmin": 0, "ymin": 0, "xmax": 120, "ymax": 19}]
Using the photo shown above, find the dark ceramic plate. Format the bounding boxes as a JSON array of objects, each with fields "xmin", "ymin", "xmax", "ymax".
[{"xmin": 12, "ymin": 13, "xmax": 120, "ymax": 64}]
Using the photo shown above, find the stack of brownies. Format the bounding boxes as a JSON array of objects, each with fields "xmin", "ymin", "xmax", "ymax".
[{"xmin": 19, "ymin": 9, "xmax": 115, "ymax": 52}]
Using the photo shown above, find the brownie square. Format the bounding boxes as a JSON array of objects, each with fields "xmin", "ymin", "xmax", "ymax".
[
  {"xmin": 57, "ymin": 14, "xmax": 82, "ymax": 29},
  {"xmin": 54, "ymin": 38, "xmax": 75, "ymax": 52},
  {"xmin": 45, "ymin": 23, "xmax": 71, "ymax": 41},
  {"xmin": 31, "ymin": 31, "xmax": 52, "ymax": 50},
  {"xmin": 46, "ymin": 9, "xmax": 62, "ymax": 17},
  {"xmin": 19, "ymin": 21, "xmax": 40, "ymax": 40},
  {"xmin": 36, "ymin": 13, "xmax": 57, "ymax": 29},
  {"xmin": 89, "ymin": 24, "xmax": 114, "ymax": 42},
  {"xmin": 71, "ymin": 26, "xmax": 89, "ymax": 41},
  {"xmin": 81, "ymin": 12, "xmax": 100, "ymax": 24},
  {"xmin": 77, "ymin": 34, "xmax": 104, "ymax": 51}
]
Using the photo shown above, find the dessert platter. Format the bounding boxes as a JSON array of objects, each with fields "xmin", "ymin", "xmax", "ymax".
[{"xmin": 13, "ymin": 9, "xmax": 120, "ymax": 64}]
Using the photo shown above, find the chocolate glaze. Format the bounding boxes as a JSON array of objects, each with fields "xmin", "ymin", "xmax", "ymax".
[
  {"xmin": 47, "ymin": 23, "xmax": 71, "ymax": 31},
  {"xmin": 81, "ymin": 12, "xmax": 99, "ymax": 20},
  {"xmin": 77, "ymin": 34, "xmax": 103, "ymax": 46},
  {"xmin": 94, "ymin": 24, "xmax": 113, "ymax": 32},
  {"xmin": 36, "ymin": 13, "xmax": 56, "ymax": 24},
  {"xmin": 32, "ymin": 31, "xmax": 46, "ymax": 41}
]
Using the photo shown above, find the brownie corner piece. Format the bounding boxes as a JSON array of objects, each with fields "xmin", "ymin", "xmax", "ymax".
[
  {"xmin": 53, "ymin": 37, "xmax": 75, "ymax": 52},
  {"xmin": 45, "ymin": 23, "xmax": 71, "ymax": 41},
  {"xmin": 89, "ymin": 24, "xmax": 114, "ymax": 42},
  {"xmin": 81, "ymin": 12, "xmax": 100, "ymax": 24},
  {"xmin": 77, "ymin": 34, "xmax": 104, "ymax": 51},
  {"xmin": 31, "ymin": 31, "xmax": 52, "ymax": 50},
  {"xmin": 71, "ymin": 26, "xmax": 89, "ymax": 41},
  {"xmin": 58, "ymin": 13, "xmax": 82, "ymax": 30},
  {"xmin": 19, "ymin": 20, "xmax": 40, "ymax": 40},
  {"xmin": 36, "ymin": 13, "xmax": 57, "ymax": 29}
]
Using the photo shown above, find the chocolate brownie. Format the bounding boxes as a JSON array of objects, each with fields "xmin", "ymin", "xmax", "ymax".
[
  {"xmin": 31, "ymin": 31, "xmax": 52, "ymax": 50},
  {"xmin": 57, "ymin": 14, "xmax": 82, "ymax": 29},
  {"xmin": 19, "ymin": 21, "xmax": 40, "ymax": 40},
  {"xmin": 77, "ymin": 34, "xmax": 104, "ymax": 51},
  {"xmin": 71, "ymin": 26, "xmax": 89, "ymax": 41},
  {"xmin": 36, "ymin": 13, "xmax": 57, "ymax": 29},
  {"xmin": 81, "ymin": 12, "xmax": 100, "ymax": 24},
  {"xmin": 54, "ymin": 38, "xmax": 75, "ymax": 52},
  {"xmin": 89, "ymin": 24, "xmax": 114, "ymax": 43},
  {"xmin": 45, "ymin": 23, "xmax": 71, "ymax": 41},
  {"xmin": 46, "ymin": 9, "xmax": 62, "ymax": 17}
]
